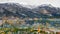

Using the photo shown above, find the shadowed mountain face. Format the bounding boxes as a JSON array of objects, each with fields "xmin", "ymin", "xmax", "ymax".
[{"xmin": 0, "ymin": 3, "xmax": 60, "ymax": 18}]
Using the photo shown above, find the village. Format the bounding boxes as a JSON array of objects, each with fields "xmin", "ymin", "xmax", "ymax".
[{"xmin": 0, "ymin": 16, "xmax": 60, "ymax": 34}]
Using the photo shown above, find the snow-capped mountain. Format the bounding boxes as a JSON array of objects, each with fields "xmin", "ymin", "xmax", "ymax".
[{"xmin": 0, "ymin": 3, "xmax": 60, "ymax": 18}]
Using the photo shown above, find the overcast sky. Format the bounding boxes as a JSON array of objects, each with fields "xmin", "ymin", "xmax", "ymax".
[{"xmin": 0, "ymin": 0, "xmax": 60, "ymax": 7}]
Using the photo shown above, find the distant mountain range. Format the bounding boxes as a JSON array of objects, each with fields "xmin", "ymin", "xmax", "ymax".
[{"xmin": 0, "ymin": 3, "xmax": 60, "ymax": 18}]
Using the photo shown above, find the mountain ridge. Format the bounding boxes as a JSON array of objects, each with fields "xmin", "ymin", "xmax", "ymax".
[{"xmin": 0, "ymin": 3, "xmax": 60, "ymax": 18}]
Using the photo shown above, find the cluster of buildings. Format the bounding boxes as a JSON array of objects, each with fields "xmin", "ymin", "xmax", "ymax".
[
  {"xmin": 0, "ymin": 16, "xmax": 60, "ymax": 34},
  {"xmin": 0, "ymin": 16, "xmax": 60, "ymax": 26},
  {"xmin": 0, "ymin": 16, "xmax": 25, "ymax": 26},
  {"xmin": 0, "ymin": 15, "xmax": 43, "ymax": 25}
]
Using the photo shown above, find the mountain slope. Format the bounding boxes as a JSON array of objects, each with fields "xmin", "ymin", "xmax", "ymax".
[{"xmin": 0, "ymin": 3, "xmax": 60, "ymax": 18}]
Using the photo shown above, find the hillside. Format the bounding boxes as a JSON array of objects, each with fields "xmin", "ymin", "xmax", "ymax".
[{"xmin": 0, "ymin": 3, "xmax": 60, "ymax": 18}]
